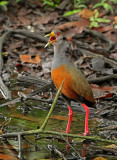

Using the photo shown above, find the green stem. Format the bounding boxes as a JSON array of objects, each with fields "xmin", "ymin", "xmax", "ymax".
[
  {"xmin": 1, "ymin": 130, "xmax": 117, "ymax": 144},
  {"xmin": 40, "ymin": 80, "xmax": 64, "ymax": 131}
]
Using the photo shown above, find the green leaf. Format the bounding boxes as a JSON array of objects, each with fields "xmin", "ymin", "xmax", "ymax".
[
  {"xmin": 89, "ymin": 21, "xmax": 99, "ymax": 29},
  {"xmin": 16, "ymin": 0, "xmax": 20, "ymax": 3},
  {"xmin": 93, "ymin": 3, "xmax": 103, "ymax": 8},
  {"xmin": 63, "ymin": 9, "xmax": 82, "ymax": 17},
  {"xmin": 114, "ymin": 25, "xmax": 117, "ymax": 28},
  {"xmin": 103, "ymin": 3, "xmax": 113, "ymax": 13},
  {"xmin": 94, "ymin": 10, "xmax": 99, "ymax": 19},
  {"xmin": 90, "ymin": 16, "xmax": 95, "ymax": 21},
  {"xmin": 76, "ymin": 4, "xmax": 86, "ymax": 8},
  {"xmin": 0, "ymin": 1, "xmax": 8, "ymax": 6},
  {"xmin": 96, "ymin": 18, "xmax": 110, "ymax": 23},
  {"xmin": 111, "ymin": 0, "xmax": 117, "ymax": 4}
]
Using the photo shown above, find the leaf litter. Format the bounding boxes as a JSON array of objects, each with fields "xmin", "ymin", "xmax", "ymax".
[{"xmin": 0, "ymin": 0, "xmax": 117, "ymax": 159}]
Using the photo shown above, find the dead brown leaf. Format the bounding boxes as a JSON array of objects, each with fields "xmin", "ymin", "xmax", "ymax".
[
  {"xmin": 18, "ymin": 8, "xmax": 32, "ymax": 16},
  {"xmin": 78, "ymin": 8, "xmax": 94, "ymax": 19},
  {"xmin": 9, "ymin": 41, "xmax": 23, "ymax": 50},
  {"xmin": 51, "ymin": 115, "xmax": 77, "ymax": 122},
  {"xmin": 20, "ymin": 54, "xmax": 40, "ymax": 64},
  {"xmin": 93, "ymin": 25, "xmax": 113, "ymax": 33},
  {"xmin": 11, "ymin": 113, "xmax": 38, "ymax": 122},
  {"xmin": 91, "ymin": 84, "xmax": 116, "ymax": 92},
  {"xmin": 91, "ymin": 84, "xmax": 117, "ymax": 99},
  {"xmin": 104, "ymin": 29, "xmax": 117, "ymax": 42},
  {"xmin": 0, "ymin": 154, "xmax": 18, "ymax": 160},
  {"xmin": 56, "ymin": 19, "xmax": 90, "ymax": 31},
  {"xmin": 64, "ymin": 26, "xmax": 86, "ymax": 39},
  {"xmin": 34, "ymin": 12, "xmax": 59, "ymax": 25},
  {"xmin": 114, "ymin": 16, "xmax": 117, "ymax": 24},
  {"xmin": 18, "ymin": 16, "xmax": 31, "ymax": 25},
  {"xmin": 93, "ymin": 157, "xmax": 107, "ymax": 160},
  {"xmin": 95, "ymin": 93, "xmax": 114, "ymax": 100}
]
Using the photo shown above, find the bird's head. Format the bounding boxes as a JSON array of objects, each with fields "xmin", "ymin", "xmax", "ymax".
[{"xmin": 45, "ymin": 29, "xmax": 63, "ymax": 48}]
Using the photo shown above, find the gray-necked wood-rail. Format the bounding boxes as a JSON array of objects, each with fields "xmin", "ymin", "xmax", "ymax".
[{"xmin": 45, "ymin": 29, "xmax": 96, "ymax": 136}]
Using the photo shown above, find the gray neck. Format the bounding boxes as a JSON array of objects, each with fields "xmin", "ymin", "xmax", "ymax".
[{"xmin": 51, "ymin": 42, "xmax": 68, "ymax": 70}]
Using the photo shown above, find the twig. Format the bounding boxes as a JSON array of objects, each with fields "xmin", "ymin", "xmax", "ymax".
[
  {"xmin": 40, "ymin": 80, "xmax": 64, "ymax": 131},
  {"xmin": 18, "ymin": 75, "xmax": 51, "ymax": 86},
  {"xmin": 84, "ymin": 29, "xmax": 115, "ymax": 51},
  {"xmin": 18, "ymin": 74, "xmax": 117, "ymax": 87},
  {"xmin": 0, "ymin": 31, "xmax": 11, "ymax": 99},
  {"xmin": 79, "ymin": 48, "xmax": 117, "ymax": 68},
  {"xmin": 18, "ymin": 133, "xmax": 22, "ymax": 159},
  {"xmin": 57, "ymin": 0, "xmax": 71, "ymax": 10},
  {"xmin": 61, "ymin": 135, "xmax": 82, "ymax": 159},
  {"xmin": 0, "ymin": 31, "xmax": 11, "ymax": 72},
  {"xmin": 4, "ymin": 26, "xmax": 48, "ymax": 43},
  {"xmin": 0, "ymin": 82, "xmax": 53, "ymax": 108},
  {"xmin": 98, "ymin": 125, "xmax": 117, "ymax": 131},
  {"xmin": 88, "ymin": 74, "xmax": 117, "ymax": 83},
  {"xmin": 1, "ymin": 130, "xmax": 117, "ymax": 144},
  {"xmin": 48, "ymin": 145, "xmax": 67, "ymax": 160},
  {"xmin": 90, "ymin": 145, "xmax": 117, "ymax": 154}
]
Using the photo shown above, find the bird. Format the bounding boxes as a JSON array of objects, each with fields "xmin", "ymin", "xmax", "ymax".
[{"xmin": 45, "ymin": 29, "xmax": 96, "ymax": 136}]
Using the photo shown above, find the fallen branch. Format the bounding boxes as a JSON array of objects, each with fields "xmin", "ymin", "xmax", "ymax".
[
  {"xmin": 79, "ymin": 48, "xmax": 117, "ymax": 68},
  {"xmin": 1, "ymin": 130, "xmax": 117, "ymax": 144},
  {"xmin": 18, "ymin": 73, "xmax": 117, "ymax": 88},
  {"xmin": 88, "ymin": 74, "xmax": 117, "ymax": 83},
  {"xmin": 0, "ymin": 31, "xmax": 11, "ymax": 99},
  {"xmin": 84, "ymin": 29, "xmax": 115, "ymax": 51},
  {"xmin": 0, "ymin": 82, "xmax": 53, "ymax": 108},
  {"xmin": 4, "ymin": 25, "xmax": 48, "ymax": 43}
]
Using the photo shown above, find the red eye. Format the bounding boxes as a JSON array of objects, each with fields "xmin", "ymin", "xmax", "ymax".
[
  {"xmin": 56, "ymin": 32, "xmax": 60, "ymax": 36},
  {"xmin": 50, "ymin": 36, "xmax": 56, "ymax": 41}
]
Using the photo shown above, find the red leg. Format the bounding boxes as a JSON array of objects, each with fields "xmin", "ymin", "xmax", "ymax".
[
  {"xmin": 66, "ymin": 106, "xmax": 73, "ymax": 133},
  {"xmin": 81, "ymin": 103, "xmax": 91, "ymax": 136}
]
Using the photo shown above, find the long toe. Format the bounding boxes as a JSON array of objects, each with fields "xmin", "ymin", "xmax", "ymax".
[{"xmin": 83, "ymin": 130, "xmax": 91, "ymax": 136}]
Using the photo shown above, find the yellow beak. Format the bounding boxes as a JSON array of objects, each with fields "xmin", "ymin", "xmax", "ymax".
[{"xmin": 44, "ymin": 32, "xmax": 55, "ymax": 48}]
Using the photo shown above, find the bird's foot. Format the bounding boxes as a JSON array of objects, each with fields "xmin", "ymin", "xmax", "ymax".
[{"xmin": 83, "ymin": 130, "xmax": 91, "ymax": 136}]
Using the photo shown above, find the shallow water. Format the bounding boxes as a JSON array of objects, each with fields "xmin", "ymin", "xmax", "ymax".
[{"xmin": 0, "ymin": 99, "xmax": 117, "ymax": 160}]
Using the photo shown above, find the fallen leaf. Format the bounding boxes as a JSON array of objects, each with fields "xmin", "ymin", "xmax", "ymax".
[
  {"xmin": 20, "ymin": 54, "xmax": 40, "ymax": 64},
  {"xmin": 0, "ymin": 130, "xmax": 3, "ymax": 134},
  {"xmin": 114, "ymin": 16, "xmax": 117, "ymax": 24},
  {"xmin": 18, "ymin": 16, "xmax": 31, "ymax": 25},
  {"xmin": 91, "ymin": 57, "xmax": 105, "ymax": 71},
  {"xmin": 95, "ymin": 93, "xmax": 114, "ymax": 100},
  {"xmin": 11, "ymin": 113, "xmax": 38, "ymax": 122},
  {"xmin": 91, "ymin": 84, "xmax": 117, "ymax": 92},
  {"xmin": 64, "ymin": 26, "xmax": 86, "ymax": 39},
  {"xmin": 91, "ymin": 84, "xmax": 117, "ymax": 99},
  {"xmin": 92, "ymin": 25, "xmax": 113, "ymax": 33},
  {"xmin": 34, "ymin": 12, "xmax": 59, "ymax": 25},
  {"xmin": 78, "ymin": 8, "xmax": 94, "ymax": 19},
  {"xmin": 28, "ymin": 47, "xmax": 38, "ymax": 55},
  {"xmin": 104, "ymin": 29, "xmax": 117, "ymax": 42},
  {"xmin": 51, "ymin": 115, "xmax": 77, "ymax": 122},
  {"xmin": 0, "ymin": 153, "xmax": 18, "ymax": 160},
  {"xmin": 93, "ymin": 157, "xmax": 107, "ymax": 160},
  {"xmin": 9, "ymin": 41, "xmax": 23, "ymax": 50},
  {"xmin": 56, "ymin": 19, "xmax": 90, "ymax": 30},
  {"xmin": 18, "ymin": 8, "xmax": 32, "ymax": 16}
]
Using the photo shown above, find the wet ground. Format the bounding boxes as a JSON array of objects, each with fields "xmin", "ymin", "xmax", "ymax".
[{"xmin": 0, "ymin": 79, "xmax": 117, "ymax": 160}]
